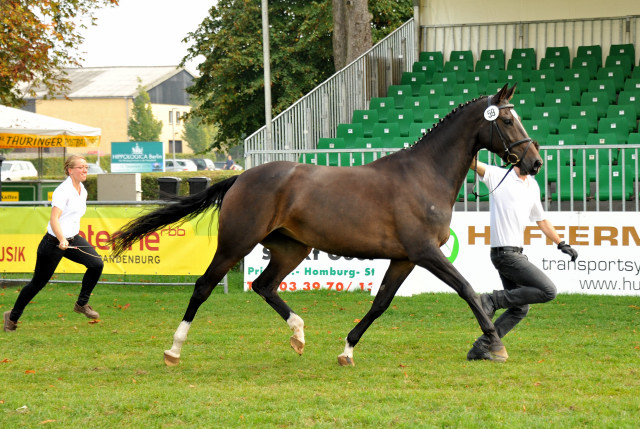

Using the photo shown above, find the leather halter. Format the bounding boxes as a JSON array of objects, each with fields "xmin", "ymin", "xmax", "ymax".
[{"xmin": 487, "ymin": 97, "xmax": 533, "ymax": 166}]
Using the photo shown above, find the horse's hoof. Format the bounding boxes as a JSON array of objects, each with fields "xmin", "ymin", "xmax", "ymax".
[
  {"xmin": 337, "ymin": 355, "xmax": 355, "ymax": 366},
  {"xmin": 290, "ymin": 336, "xmax": 305, "ymax": 355},
  {"xmin": 164, "ymin": 351, "xmax": 180, "ymax": 366},
  {"xmin": 489, "ymin": 346, "xmax": 509, "ymax": 363}
]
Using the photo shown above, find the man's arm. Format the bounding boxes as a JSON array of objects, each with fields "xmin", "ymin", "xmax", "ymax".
[
  {"xmin": 469, "ymin": 157, "xmax": 487, "ymax": 178},
  {"xmin": 537, "ymin": 219, "xmax": 578, "ymax": 261}
]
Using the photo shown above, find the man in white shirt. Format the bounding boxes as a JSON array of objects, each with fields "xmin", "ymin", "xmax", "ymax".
[{"xmin": 467, "ymin": 156, "xmax": 578, "ymax": 360}]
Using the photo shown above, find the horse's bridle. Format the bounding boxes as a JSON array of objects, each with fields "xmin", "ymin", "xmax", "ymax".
[{"xmin": 486, "ymin": 97, "xmax": 533, "ymax": 166}]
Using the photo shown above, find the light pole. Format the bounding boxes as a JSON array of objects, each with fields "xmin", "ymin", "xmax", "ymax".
[{"xmin": 170, "ymin": 107, "xmax": 178, "ymax": 163}]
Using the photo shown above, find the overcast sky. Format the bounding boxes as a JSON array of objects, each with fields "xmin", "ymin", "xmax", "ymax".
[{"xmin": 77, "ymin": 0, "xmax": 215, "ymax": 72}]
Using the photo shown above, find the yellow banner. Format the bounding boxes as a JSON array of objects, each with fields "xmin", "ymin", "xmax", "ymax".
[
  {"xmin": 0, "ymin": 134, "xmax": 100, "ymax": 148},
  {"xmin": 0, "ymin": 206, "xmax": 218, "ymax": 275}
]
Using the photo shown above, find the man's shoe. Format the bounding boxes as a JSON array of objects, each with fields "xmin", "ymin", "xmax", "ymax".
[
  {"xmin": 480, "ymin": 293, "xmax": 496, "ymax": 320},
  {"xmin": 74, "ymin": 303, "xmax": 99, "ymax": 320},
  {"xmin": 467, "ymin": 343, "xmax": 491, "ymax": 361},
  {"xmin": 4, "ymin": 310, "xmax": 17, "ymax": 332}
]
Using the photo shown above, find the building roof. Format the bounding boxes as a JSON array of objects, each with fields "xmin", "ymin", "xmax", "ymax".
[{"xmin": 30, "ymin": 66, "xmax": 193, "ymax": 99}]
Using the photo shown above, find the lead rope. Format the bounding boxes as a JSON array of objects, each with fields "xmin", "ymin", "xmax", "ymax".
[{"xmin": 67, "ymin": 245, "xmax": 103, "ymax": 259}]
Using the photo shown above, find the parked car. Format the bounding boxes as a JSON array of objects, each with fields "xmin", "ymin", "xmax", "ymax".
[
  {"xmin": 165, "ymin": 159, "xmax": 198, "ymax": 172},
  {"xmin": 87, "ymin": 163, "xmax": 106, "ymax": 174},
  {"xmin": 190, "ymin": 158, "xmax": 216, "ymax": 171},
  {"xmin": 1, "ymin": 160, "xmax": 38, "ymax": 181}
]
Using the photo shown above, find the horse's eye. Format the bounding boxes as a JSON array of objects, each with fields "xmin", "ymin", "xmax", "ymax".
[{"xmin": 503, "ymin": 119, "xmax": 513, "ymax": 125}]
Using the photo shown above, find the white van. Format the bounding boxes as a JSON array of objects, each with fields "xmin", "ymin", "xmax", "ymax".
[{"xmin": 1, "ymin": 160, "xmax": 39, "ymax": 181}]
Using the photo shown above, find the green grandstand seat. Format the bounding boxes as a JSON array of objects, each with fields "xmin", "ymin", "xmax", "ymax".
[
  {"xmin": 608, "ymin": 43, "xmax": 635, "ymax": 67},
  {"xmin": 443, "ymin": 61, "xmax": 468, "ymax": 83},
  {"xmin": 545, "ymin": 46, "xmax": 570, "ymax": 64},
  {"xmin": 412, "ymin": 61, "xmax": 438, "ymax": 82},
  {"xmin": 475, "ymin": 59, "xmax": 501, "ymax": 83},
  {"xmin": 480, "ymin": 49, "xmax": 505, "ymax": 69},
  {"xmin": 522, "ymin": 119, "xmax": 550, "ymax": 145},
  {"xmin": 449, "ymin": 50, "xmax": 474, "ymax": 71},
  {"xmin": 571, "ymin": 56, "xmax": 599, "ymax": 79},
  {"xmin": 437, "ymin": 95, "xmax": 465, "ymax": 110},
  {"xmin": 575, "ymin": 146, "xmax": 619, "ymax": 182},
  {"xmin": 530, "ymin": 68, "xmax": 557, "ymax": 84},
  {"xmin": 511, "ymin": 93, "xmax": 536, "ymax": 120},
  {"xmin": 336, "ymin": 123, "xmax": 364, "ymax": 148},
  {"xmin": 546, "ymin": 134, "xmax": 579, "ymax": 166},
  {"xmin": 597, "ymin": 164, "xmax": 634, "ymax": 201},
  {"xmin": 552, "ymin": 81, "xmax": 582, "ymax": 105},
  {"xmin": 496, "ymin": 69, "xmax": 523, "ymax": 86},
  {"xmin": 624, "ymin": 78, "xmax": 640, "ymax": 92},
  {"xmin": 539, "ymin": 57, "xmax": 567, "ymax": 74},
  {"xmin": 464, "ymin": 71, "xmax": 489, "ymax": 94},
  {"xmin": 605, "ymin": 55, "xmax": 632, "ymax": 77},
  {"xmin": 408, "ymin": 122, "xmax": 430, "ymax": 140},
  {"xmin": 354, "ymin": 137, "xmax": 383, "ymax": 165},
  {"xmin": 467, "ymin": 181, "xmax": 491, "ymax": 202},
  {"xmin": 403, "ymin": 96, "xmax": 430, "ymax": 120},
  {"xmin": 617, "ymin": 90, "xmax": 640, "ymax": 112},
  {"xmin": 511, "ymin": 48, "xmax": 536, "ymax": 65},
  {"xmin": 419, "ymin": 51, "xmax": 444, "ymax": 71},
  {"xmin": 539, "ymin": 148, "xmax": 562, "ymax": 181},
  {"xmin": 585, "ymin": 132, "xmax": 619, "ymax": 147},
  {"xmin": 587, "ymin": 79, "xmax": 617, "ymax": 104},
  {"xmin": 372, "ymin": 122, "xmax": 401, "ymax": 141},
  {"xmin": 387, "ymin": 85, "xmax": 413, "ymax": 106},
  {"xmin": 576, "ymin": 45, "xmax": 603, "ymax": 67},
  {"xmin": 534, "ymin": 170, "xmax": 548, "ymax": 199},
  {"xmin": 606, "ymin": 104, "xmax": 637, "ymax": 132},
  {"xmin": 558, "ymin": 118, "xmax": 590, "ymax": 145},
  {"xmin": 598, "ymin": 117, "xmax": 630, "ymax": 143},
  {"xmin": 518, "ymin": 81, "xmax": 547, "ymax": 106},
  {"xmin": 369, "ymin": 97, "xmax": 395, "ymax": 123},
  {"xmin": 431, "ymin": 72, "xmax": 458, "ymax": 95},
  {"xmin": 585, "ymin": 134, "xmax": 620, "ymax": 166},
  {"xmin": 568, "ymin": 105, "xmax": 598, "ymax": 132},
  {"xmin": 579, "ymin": 91, "xmax": 609, "ymax": 118},
  {"xmin": 620, "ymin": 144, "xmax": 640, "ymax": 172},
  {"xmin": 401, "ymin": 72, "xmax": 428, "ymax": 96},
  {"xmin": 453, "ymin": 82, "xmax": 479, "ymax": 100},
  {"xmin": 419, "ymin": 83, "xmax": 445, "ymax": 108},
  {"xmin": 562, "ymin": 68, "xmax": 590, "ymax": 92},
  {"xmin": 316, "ymin": 137, "xmax": 346, "ymax": 166},
  {"xmin": 422, "ymin": 108, "xmax": 449, "ymax": 127},
  {"xmin": 351, "ymin": 109, "xmax": 379, "ymax": 137},
  {"xmin": 596, "ymin": 66, "xmax": 625, "ymax": 92},
  {"xmin": 506, "ymin": 57, "xmax": 533, "ymax": 81},
  {"xmin": 553, "ymin": 166, "xmax": 590, "ymax": 201},
  {"xmin": 627, "ymin": 133, "xmax": 640, "ymax": 145},
  {"xmin": 544, "ymin": 92, "xmax": 573, "ymax": 118},
  {"xmin": 392, "ymin": 136, "xmax": 415, "ymax": 149},
  {"xmin": 531, "ymin": 106, "xmax": 560, "ymax": 133},
  {"xmin": 386, "ymin": 109, "xmax": 414, "ymax": 136}
]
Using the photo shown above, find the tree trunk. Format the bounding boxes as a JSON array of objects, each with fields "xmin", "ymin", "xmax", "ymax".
[{"xmin": 332, "ymin": 0, "xmax": 373, "ymax": 71}]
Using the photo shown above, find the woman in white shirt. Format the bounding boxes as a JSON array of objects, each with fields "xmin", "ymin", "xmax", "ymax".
[{"xmin": 4, "ymin": 155, "xmax": 104, "ymax": 332}]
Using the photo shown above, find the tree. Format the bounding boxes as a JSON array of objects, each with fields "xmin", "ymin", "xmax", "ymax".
[
  {"xmin": 128, "ymin": 85, "xmax": 163, "ymax": 142},
  {"xmin": 182, "ymin": 0, "xmax": 412, "ymax": 150},
  {"xmin": 332, "ymin": 0, "xmax": 372, "ymax": 71},
  {"xmin": 0, "ymin": 0, "xmax": 119, "ymax": 107},
  {"xmin": 182, "ymin": 100, "xmax": 218, "ymax": 154}
]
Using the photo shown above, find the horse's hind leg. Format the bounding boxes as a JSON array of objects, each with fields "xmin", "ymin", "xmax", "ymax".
[
  {"xmin": 164, "ymin": 252, "xmax": 240, "ymax": 366},
  {"xmin": 338, "ymin": 260, "xmax": 415, "ymax": 366},
  {"xmin": 251, "ymin": 233, "xmax": 311, "ymax": 355}
]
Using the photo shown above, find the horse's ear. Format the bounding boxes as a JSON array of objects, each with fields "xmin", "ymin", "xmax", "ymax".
[
  {"xmin": 505, "ymin": 83, "xmax": 518, "ymax": 101},
  {"xmin": 491, "ymin": 83, "xmax": 509, "ymax": 105}
]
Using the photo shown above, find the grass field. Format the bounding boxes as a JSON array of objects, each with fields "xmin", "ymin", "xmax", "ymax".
[{"xmin": 1, "ymin": 273, "xmax": 639, "ymax": 428}]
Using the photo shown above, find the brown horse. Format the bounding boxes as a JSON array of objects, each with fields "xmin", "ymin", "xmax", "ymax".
[{"xmin": 110, "ymin": 84, "xmax": 542, "ymax": 367}]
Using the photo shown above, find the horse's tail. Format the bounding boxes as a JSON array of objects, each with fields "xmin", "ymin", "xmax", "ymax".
[{"xmin": 109, "ymin": 175, "xmax": 239, "ymax": 257}]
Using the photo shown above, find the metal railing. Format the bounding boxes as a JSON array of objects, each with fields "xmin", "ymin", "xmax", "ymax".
[{"xmin": 244, "ymin": 19, "xmax": 415, "ymax": 168}]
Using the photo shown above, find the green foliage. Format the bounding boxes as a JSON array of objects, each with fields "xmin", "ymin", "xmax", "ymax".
[
  {"xmin": 127, "ymin": 85, "xmax": 163, "ymax": 142},
  {"xmin": 182, "ymin": 100, "xmax": 218, "ymax": 154},
  {"xmin": 370, "ymin": 0, "xmax": 414, "ymax": 41},
  {"xmin": 0, "ymin": 0, "xmax": 119, "ymax": 107},
  {"xmin": 0, "ymin": 285, "xmax": 638, "ymax": 427}
]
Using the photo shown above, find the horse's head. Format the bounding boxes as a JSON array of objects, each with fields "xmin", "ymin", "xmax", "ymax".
[{"xmin": 482, "ymin": 84, "xmax": 542, "ymax": 175}]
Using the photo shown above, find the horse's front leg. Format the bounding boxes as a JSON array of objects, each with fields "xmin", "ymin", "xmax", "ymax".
[
  {"xmin": 415, "ymin": 249, "xmax": 507, "ymax": 362},
  {"xmin": 338, "ymin": 260, "xmax": 415, "ymax": 366}
]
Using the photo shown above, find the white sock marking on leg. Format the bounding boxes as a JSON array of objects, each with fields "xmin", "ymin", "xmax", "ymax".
[
  {"xmin": 287, "ymin": 313, "xmax": 305, "ymax": 344},
  {"xmin": 165, "ymin": 320, "xmax": 191, "ymax": 358}
]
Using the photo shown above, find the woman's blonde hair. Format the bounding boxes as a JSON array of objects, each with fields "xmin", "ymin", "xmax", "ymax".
[{"xmin": 63, "ymin": 155, "xmax": 87, "ymax": 177}]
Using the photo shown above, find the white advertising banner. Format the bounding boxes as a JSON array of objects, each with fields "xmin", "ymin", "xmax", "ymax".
[{"xmin": 244, "ymin": 212, "xmax": 640, "ymax": 296}]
